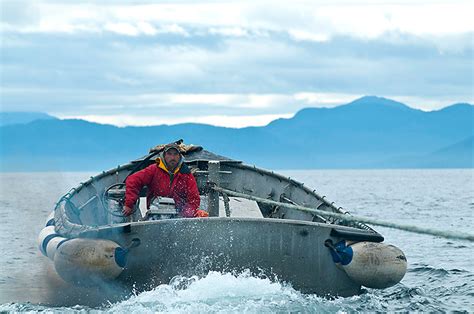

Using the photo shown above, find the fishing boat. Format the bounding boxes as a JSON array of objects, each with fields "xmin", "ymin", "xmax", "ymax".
[{"xmin": 38, "ymin": 141, "xmax": 407, "ymax": 297}]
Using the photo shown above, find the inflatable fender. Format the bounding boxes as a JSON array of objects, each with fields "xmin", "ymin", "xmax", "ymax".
[
  {"xmin": 327, "ymin": 240, "xmax": 407, "ymax": 289},
  {"xmin": 37, "ymin": 211, "xmax": 68, "ymax": 260},
  {"xmin": 53, "ymin": 238, "xmax": 127, "ymax": 286}
]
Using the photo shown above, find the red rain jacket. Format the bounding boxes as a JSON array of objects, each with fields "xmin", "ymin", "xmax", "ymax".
[{"xmin": 124, "ymin": 158, "xmax": 200, "ymax": 218}]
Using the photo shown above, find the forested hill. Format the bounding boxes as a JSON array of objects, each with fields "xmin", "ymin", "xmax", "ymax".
[{"xmin": 1, "ymin": 96, "xmax": 472, "ymax": 171}]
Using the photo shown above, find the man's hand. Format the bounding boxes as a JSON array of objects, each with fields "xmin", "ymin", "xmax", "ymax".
[
  {"xmin": 194, "ymin": 209, "xmax": 209, "ymax": 218},
  {"xmin": 123, "ymin": 205, "xmax": 133, "ymax": 216}
]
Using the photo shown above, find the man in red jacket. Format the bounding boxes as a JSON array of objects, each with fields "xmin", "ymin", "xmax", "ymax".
[{"xmin": 123, "ymin": 143, "xmax": 208, "ymax": 218}]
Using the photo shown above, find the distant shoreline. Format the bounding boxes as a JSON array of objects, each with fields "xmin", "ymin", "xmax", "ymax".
[{"xmin": 1, "ymin": 167, "xmax": 472, "ymax": 173}]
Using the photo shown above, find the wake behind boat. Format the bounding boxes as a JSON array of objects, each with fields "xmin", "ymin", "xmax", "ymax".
[{"xmin": 38, "ymin": 141, "xmax": 407, "ymax": 297}]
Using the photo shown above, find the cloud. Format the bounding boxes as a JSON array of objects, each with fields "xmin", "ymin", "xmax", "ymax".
[
  {"xmin": 2, "ymin": 1, "xmax": 473, "ymax": 41},
  {"xmin": 1, "ymin": 30, "xmax": 472, "ymax": 106},
  {"xmin": 102, "ymin": 22, "xmax": 188, "ymax": 37},
  {"xmin": 0, "ymin": 1, "xmax": 472, "ymax": 127},
  {"xmin": 0, "ymin": 0, "xmax": 41, "ymax": 26},
  {"xmin": 104, "ymin": 22, "xmax": 140, "ymax": 36},
  {"xmin": 55, "ymin": 113, "xmax": 295, "ymax": 128},
  {"xmin": 209, "ymin": 27, "xmax": 248, "ymax": 37},
  {"xmin": 1, "ymin": 30, "xmax": 472, "ymax": 94},
  {"xmin": 288, "ymin": 30, "xmax": 329, "ymax": 43}
]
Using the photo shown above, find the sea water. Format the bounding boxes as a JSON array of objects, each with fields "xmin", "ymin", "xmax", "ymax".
[{"xmin": 0, "ymin": 170, "xmax": 472, "ymax": 312}]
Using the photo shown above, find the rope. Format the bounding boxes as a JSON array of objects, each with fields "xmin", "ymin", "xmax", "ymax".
[
  {"xmin": 220, "ymin": 192, "xmax": 231, "ymax": 217},
  {"xmin": 213, "ymin": 186, "xmax": 474, "ymax": 242}
]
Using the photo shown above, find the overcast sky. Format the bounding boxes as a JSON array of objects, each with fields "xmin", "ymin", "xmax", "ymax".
[{"xmin": 1, "ymin": 0, "xmax": 473, "ymax": 127}]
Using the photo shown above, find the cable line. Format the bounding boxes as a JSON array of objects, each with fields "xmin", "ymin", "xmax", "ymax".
[{"xmin": 212, "ymin": 186, "xmax": 474, "ymax": 242}]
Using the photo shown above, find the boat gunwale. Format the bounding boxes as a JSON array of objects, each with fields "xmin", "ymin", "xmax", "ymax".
[
  {"xmin": 77, "ymin": 216, "xmax": 383, "ymax": 242},
  {"xmin": 54, "ymin": 150, "xmax": 381, "ymax": 238}
]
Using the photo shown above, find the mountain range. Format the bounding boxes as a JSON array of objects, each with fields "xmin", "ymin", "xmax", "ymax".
[{"xmin": 0, "ymin": 96, "xmax": 472, "ymax": 171}]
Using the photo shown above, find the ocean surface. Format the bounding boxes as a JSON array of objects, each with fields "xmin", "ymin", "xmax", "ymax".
[{"xmin": 0, "ymin": 169, "xmax": 473, "ymax": 313}]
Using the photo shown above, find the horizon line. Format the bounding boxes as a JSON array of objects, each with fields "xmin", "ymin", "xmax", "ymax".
[{"xmin": 1, "ymin": 96, "xmax": 472, "ymax": 129}]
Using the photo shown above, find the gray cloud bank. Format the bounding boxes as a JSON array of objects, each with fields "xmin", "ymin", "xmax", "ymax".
[{"xmin": 1, "ymin": 1, "xmax": 472, "ymax": 125}]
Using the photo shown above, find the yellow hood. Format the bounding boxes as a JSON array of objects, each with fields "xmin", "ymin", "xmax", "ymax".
[{"xmin": 156, "ymin": 157, "xmax": 181, "ymax": 175}]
